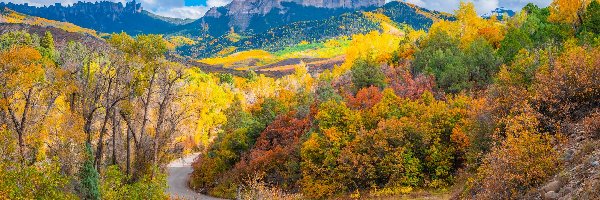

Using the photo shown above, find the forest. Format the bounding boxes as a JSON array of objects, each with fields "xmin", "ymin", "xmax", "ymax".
[{"xmin": 0, "ymin": 0, "xmax": 599, "ymax": 199}]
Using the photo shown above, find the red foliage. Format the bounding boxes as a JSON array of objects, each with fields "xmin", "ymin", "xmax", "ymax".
[
  {"xmin": 346, "ymin": 86, "xmax": 383, "ymax": 109},
  {"xmin": 383, "ymin": 64, "xmax": 435, "ymax": 99},
  {"xmin": 232, "ymin": 112, "xmax": 311, "ymax": 190}
]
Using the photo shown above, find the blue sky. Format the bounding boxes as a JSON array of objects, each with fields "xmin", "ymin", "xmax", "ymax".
[
  {"xmin": 1, "ymin": 0, "xmax": 553, "ymax": 19},
  {"xmin": 184, "ymin": 0, "xmax": 206, "ymax": 7}
]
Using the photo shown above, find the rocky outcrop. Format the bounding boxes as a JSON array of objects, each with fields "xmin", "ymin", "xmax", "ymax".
[
  {"xmin": 203, "ymin": 0, "xmax": 385, "ymax": 34},
  {"xmin": 208, "ymin": 0, "xmax": 385, "ymax": 17}
]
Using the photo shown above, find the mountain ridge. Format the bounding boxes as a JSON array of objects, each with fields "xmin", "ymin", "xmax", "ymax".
[
  {"xmin": 179, "ymin": 1, "xmax": 452, "ymax": 58},
  {"xmin": 185, "ymin": 0, "xmax": 386, "ymax": 37},
  {"xmin": 0, "ymin": 0, "xmax": 182, "ymax": 35}
]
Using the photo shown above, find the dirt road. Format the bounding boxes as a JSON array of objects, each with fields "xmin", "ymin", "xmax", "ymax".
[{"xmin": 167, "ymin": 153, "xmax": 225, "ymax": 200}]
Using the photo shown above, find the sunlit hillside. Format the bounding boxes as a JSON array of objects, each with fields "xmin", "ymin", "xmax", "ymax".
[{"xmin": 0, "ymin": 8, "xmax": 98, "ymax": 37}]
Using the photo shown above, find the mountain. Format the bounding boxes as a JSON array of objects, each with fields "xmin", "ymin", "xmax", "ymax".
[
  {"xmin": 179, "ymin": 1, "xmax": 452, "ymax": 58},
  {"xmin": 0, "ymin": 1, "xmax": 185, "ymax": 35},
  {"xmin": 483, "ymin": 7, "xmax": 516, "ymax": 19},
  {"xmin": 178, "ymin": 0, "xmax": 386, "ymax": 37}
]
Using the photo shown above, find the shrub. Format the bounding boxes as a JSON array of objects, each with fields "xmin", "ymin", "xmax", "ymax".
[
  {"xmin": 533, "ymin": 45, "xmax": 600, "ymax": 132},
  {"xmin": 351, "ymin": 56, "xmax": 387, "ymax": 91},
  {"xmin": 100, "ymin": 165, "xmax": 168, "ymax": 200},
  {"xmin": 466, "ymin": 111, "xmax": 559, "ymax": 199}
]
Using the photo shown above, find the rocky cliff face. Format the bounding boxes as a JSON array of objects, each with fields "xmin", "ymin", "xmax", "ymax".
[
  {"xmin": 207, "ymin": 0, "xmax": 385, "ymax": 17},
  {"xmin": 201, "ymin": 0, "xmax": 385, "ymax": 36}
]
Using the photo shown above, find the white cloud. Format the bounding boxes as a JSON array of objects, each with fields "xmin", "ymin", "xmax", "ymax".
[
  {"xmin": 153, "ymin": 6, "xmax": 211, "ymax": 19},
  {"xmin": 396, "ymin": 0, "xmax": 551, "ymax": 15},
  {"xmin": 207, "ymin": 0, "xmax": 231, "ymax": 7}
]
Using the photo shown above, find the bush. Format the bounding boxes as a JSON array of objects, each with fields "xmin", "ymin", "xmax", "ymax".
[
  {"xmin": 100, "ymin": 165, "xmax": 168, "ymax": 200},
  {"xmin": 466, "ymin": 111, "xmax": 559, "ymax": 199},
  {"xmin": 533, "ymin": 45, "xmax": 600, "ymax": 132},
  {"xmin": 0, "ymin": 127, "xmax": 76, "ymax": 199},
  {"xmin": 351, "ymin": 56, "xmax": 387, "ymax": 91},
  {"xmin": 413, "ymin": 33, "xmax": 499, "ymax": 93}
]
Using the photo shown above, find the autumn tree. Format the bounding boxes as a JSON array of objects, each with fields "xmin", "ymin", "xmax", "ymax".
[
  {"xmin": 351, "ymin": 56, "xmax": 386, "ymax": 91},
  {"xmin": 109, "ymin": 33, "xmax": 185, "ymax": 178},
  {"xmin": 582, "ymin": 0, "xmax": 600, "ymax": 34},
  {"xmin": 0, "ymin": 32, "xmax": 76, "ymax": 199},
  {"xmin": 549, "ymin": 0, "xmax": 595, "ymax": 30},
  {"xmin": 533, "ymin": 44, "xmax": 600, "ymax": 132},
  {"xmin": 0, "ymin": 44, "xmax": 55, "ymax": 163}
]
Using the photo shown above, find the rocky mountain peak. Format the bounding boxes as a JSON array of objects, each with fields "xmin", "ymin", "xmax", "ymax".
[
  {"xmin": 207, "ymin": 0, "xmax": 386, "ymax": 17},
  {"xmin": 203, "ymin": 0, "xmax": 386, "ymax": 34}
]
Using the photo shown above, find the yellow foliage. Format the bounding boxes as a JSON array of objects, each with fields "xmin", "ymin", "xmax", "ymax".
[
  {"xmin": 334, "ymin": 31, "xmax": 402, "ymax": 76},
  {"xmin": 299, "ymin": 40, "xmax": 310, "ymax": 45},
  {"xmin": 370, "ymin": 186, "xmax": 413, "ymax": 197},
  {"xmin": 225, "ymin": 32, "xmax": 242, "ymax": 42},
  {"xmin": 179, "ymin": 69, "xmax": 235, "ymax": 147},
  {"xmin": 429, "ymin": 2, "xmax": 505, "ymax": 48},
  {"xmin": 363, "ymin": 11, "xmax": 404, "ymax": 36},
  {"xmin": 200, "ymin": 50, "xmax": 273, "ymax": 67},
  {"xmin": 1, "ymin": 9, "xmax": 97, "ymax": 36},
  {"xmin": 168, "ymin": 36, "xmax": 197, "ymax": 47},
  {"xmin": 217, "ymin": 46, "xmax": 237, "ymax": 56},
  {"xmin": 549, "ymin": 0, "xmax": 594, "ymax": 25},
  {"xmin": 277, "ymin": 37, "xmax": 350, "ymax": 59}
]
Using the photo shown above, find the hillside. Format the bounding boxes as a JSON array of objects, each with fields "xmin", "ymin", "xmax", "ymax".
[
  {"xmin": 179, "ymin": 1, "xmax": 452, "ymax": 59},
  {"xmin": 0, "ymin": 8, "xmax": 98, "ymax": 37}
]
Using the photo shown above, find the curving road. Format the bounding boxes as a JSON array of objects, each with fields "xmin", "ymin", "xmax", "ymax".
[{"xmin": 167, "ymin": 153, "xmax": 225, "ymax": 200}]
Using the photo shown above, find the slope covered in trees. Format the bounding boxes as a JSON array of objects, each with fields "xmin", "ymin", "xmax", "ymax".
[
  {"xmin": 0, "ymin": 0, "xmax": 599, "ymax": 199},
  {"xmin": 178, "ymin": 1, "xmax": 451, "ymax": 59},
  {"xmin": 189, "ymin": 1, "xmax": 600, "ymax": 199}
]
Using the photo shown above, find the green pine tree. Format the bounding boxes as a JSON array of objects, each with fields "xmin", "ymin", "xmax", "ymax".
[
  {"xmin": 583, "ymin": 0, "xmax": 600, "ymax": 34},
  {"xmin": 41, "ymin": 31, "xmax": 55, "ymax": 50},
  {"xmin": 79, "ymin": 143, "xmax": 101, "ymax": 200}
]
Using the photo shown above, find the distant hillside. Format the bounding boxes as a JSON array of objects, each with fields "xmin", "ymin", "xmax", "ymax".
[
  {"xmin": 0, "ymin": 1, "xmax": 184, "ymax": 35},
  {"xmin": 0, "ymin": 8, "xmax": 98, "ymax": 37},
  {"xmin": 178, "ymin": 1, "xmax": 452, "ymax": 58}
]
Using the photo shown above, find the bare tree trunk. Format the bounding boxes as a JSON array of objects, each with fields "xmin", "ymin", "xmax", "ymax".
[
  {"xmin": 126, "ymin": 124, "xmax": 131, "ymax": 176},
  {"xmin": 112, "ymin": 109, "xmax": 118, "ymax": 165},
  {"xmin": 84, "ymin": 113, "xmax": 94, "ymax": 145},
  {"xmin": 95, "ymin": 110, "xmax": 111, "ymax": 172},
  {"xmin": 139, "ymin": 70, "xmax": 156, "ymax": 147},
  {"xmin": 6, "ymin": 88, "xmax": 33, "ymax": 164}
]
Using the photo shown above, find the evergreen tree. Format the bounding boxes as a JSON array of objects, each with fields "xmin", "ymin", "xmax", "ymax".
[
  {"xmin": 41, "ymin": 31, "xmax": 54, "ymax": 50},
  {"xmin": 40, "ymin": 31, "xmax": 57, "ymax": 61},
  {"xmin": 583, "ymin": 0, "xmax": 600, "ymax": 34},
  {"xmin": 79, "ymin": 143, "xmax": 101, "ymax": 200}
]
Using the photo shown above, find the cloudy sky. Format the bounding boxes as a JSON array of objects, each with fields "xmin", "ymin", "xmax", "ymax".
[
  {"xmin": 1, "ymin": 0, "xmax": 553, "ymax": 19},
  {"xmin": 401, "ymin": 0, "xmax": 552, "ymax": 14}
]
